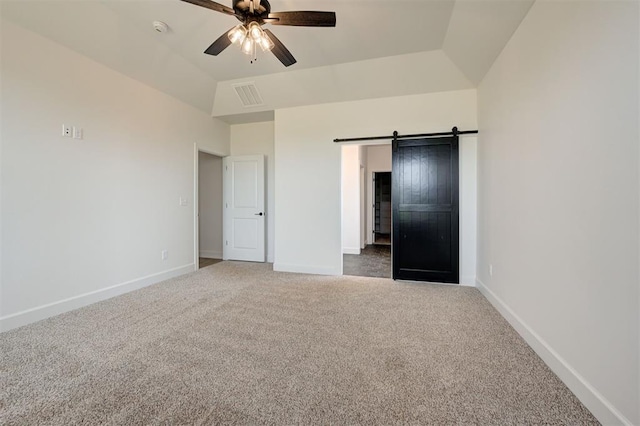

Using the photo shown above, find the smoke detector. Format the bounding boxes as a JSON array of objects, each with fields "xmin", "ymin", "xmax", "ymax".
[{"xmin": 152, "ymin": 21, "xmax": 169, "ymax": 33}]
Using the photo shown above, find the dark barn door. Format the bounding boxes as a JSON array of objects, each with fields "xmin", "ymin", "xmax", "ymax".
[{"xmin": 392, "ymin": 136, "xmax": 459, "ymax": 283}]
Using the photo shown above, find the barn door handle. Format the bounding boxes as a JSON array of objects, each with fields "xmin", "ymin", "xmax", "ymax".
[{"xmin": 255, "ymin": 212, "xmax": 264, "ymax": 216}]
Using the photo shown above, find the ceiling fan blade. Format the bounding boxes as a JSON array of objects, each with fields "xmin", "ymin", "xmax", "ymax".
[
  {"xmin": 266, "ymin": 11, "xmax": 336, "ymax": 27},
  {"xmin": 180, "ymin": 0, "xmax": 236, "ymax": 16},
  {"xmin": 204, "ymin": 29, "xmax": 233, "ymax": 55},
  {"xmin": 264, "ymin": 29, "xmax": 296, "ymax": 67}
]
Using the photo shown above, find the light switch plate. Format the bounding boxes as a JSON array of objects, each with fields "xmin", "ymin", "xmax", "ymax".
[{"xmin": 72, "ymin": 127, "xmax": 83, "ymax": 139}]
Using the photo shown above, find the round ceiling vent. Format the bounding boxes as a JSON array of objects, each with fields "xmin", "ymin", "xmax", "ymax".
[{"xmin": 152, "ymin": 21, "xmax": 169, "ymax": 33}]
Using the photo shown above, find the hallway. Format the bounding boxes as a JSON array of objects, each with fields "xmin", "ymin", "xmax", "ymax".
[{"xmin": 343, "ymin": 245, "xmax": 391, "ymax": 278}]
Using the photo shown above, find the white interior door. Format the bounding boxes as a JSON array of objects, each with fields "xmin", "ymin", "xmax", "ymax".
[{"xmin": 223, "ymin": 155, "xmax": 265, "ymax": 262}]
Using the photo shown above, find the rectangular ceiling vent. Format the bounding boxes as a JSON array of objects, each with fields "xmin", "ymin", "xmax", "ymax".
[{"xmin": 233, "ymin": 82, "xmax": 264, "ymax": 107}]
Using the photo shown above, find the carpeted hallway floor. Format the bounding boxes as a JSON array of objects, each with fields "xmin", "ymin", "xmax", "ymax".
[{"xmin": 0, "ymin": 262, "xmax": 597, "ymax": 425}]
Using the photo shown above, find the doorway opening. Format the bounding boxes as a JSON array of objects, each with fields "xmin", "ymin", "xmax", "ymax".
[
  {"xmin": 339, "ymin": 132, "xmax": 477, "ymax": 286},
  {"xmin": 373, "ymin": 171, "xmax": 391, "ymax": 245},
  {"xmin": 196, "ymin": 150, "xmax": 224, "ymax": 270},
  {"xmin": 341, "ymin": 144, "xmax": 392, "ymax": 278}
]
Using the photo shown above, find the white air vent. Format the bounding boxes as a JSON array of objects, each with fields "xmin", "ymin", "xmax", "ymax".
[{"xmin": 232, "ymin": 82, "xmax": 264, "ymax": 107}]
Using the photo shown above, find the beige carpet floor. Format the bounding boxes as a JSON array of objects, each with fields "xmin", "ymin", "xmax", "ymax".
[{"xmin": 1, "ymin": 262, "xmax": 598, "ymax": 425}]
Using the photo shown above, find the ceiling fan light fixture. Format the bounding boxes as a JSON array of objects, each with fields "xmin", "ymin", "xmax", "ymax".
[
  {"xmin": 181, "ymin": 0, "xmax": 336, "ymax": 67},
  {"xmin": 241, "ymin": 36, "xmax": 254, "ymax": 55},
  {"xmin": 248, "ymin": 22, "xmax": 263, "ymax": 40},
  {"xmin": 228, "ymin": 24, "xmax": 247, "ymax": 44},
  {"xmin": 258, "ymin": 33, "xmax": 274, "ymax": 52}
]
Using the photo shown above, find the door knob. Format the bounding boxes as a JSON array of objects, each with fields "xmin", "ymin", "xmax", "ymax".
[{"xmin": 255, "ymin": 212, "xmax": 264, "ymax": 216}]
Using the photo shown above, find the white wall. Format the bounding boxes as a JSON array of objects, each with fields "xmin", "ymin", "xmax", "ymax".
[
  {"xmin": 477, "ymin": 2, "xmax": 638, "ymax": 424},
  {"xmin": 274, "ymin": 89, "xmax": 477, "ymax": 276},
  {"xmin": 230, "ymin": 121, "xmax": 275, "ymax": 263},
  {"xmin": 358, "ymin": 146, "xmax": 367, "ymax": 250},
  {"xmin": 459, "ymin": 139, "xmax": 477, "ymax": 286},
  {"xmin": 365, "ymin": 145, "xmax": 392, "ymax": 245},
  {"xmin": 0, "ymin": 20, "xmax": 230, "ymax": 331},
  {"xmin": 198, "ymin": 152, "xmax": 223, "ymax": 259},
  {"xmin": 341, "ymin": 145, "xmax": 361, "ymax": 254}
]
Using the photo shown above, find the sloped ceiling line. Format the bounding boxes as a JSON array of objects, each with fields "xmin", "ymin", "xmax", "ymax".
[{"xmin": 1, "ymin": 0, "xmax": 534, "ymax": 121}]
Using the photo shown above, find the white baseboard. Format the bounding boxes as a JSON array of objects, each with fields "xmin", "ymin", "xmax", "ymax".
[
  {"xmin": 0, "ymin": 263, "xmax": 195, "ymax": 333},
  {"xmin": 476, "ymin": 278, "xmax": 632, "ymax": 426},
  {"xmin": 273, "ymin": 263, "xmax": 341, "ymax": 276},
  {"xmin": 343, "ymin": 247, "xmax": 360, "ymax": 255},
  {"xmin": 459, "ymin": 275, "xmax": 476, "ymax": 287},
  {"xmin": 199, "ymin": 250, "xmax": 222, "ymax": 259}
]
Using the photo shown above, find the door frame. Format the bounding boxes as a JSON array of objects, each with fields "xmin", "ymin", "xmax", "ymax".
[{"xmin": 193, "ymin": 143, "xmax": 227, "ymax": 271}]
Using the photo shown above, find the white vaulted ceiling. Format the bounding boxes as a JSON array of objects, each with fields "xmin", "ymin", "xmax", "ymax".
[{"xmin": 1, "ymin": 0, "xmax": 534, "ymax": 122}]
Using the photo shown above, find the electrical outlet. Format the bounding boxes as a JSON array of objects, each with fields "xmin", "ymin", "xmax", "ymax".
[
  {"xmin": 179, "ymin": 197, "xmax": 188, "ymax": 206},
  {"xmin": 61, "ymin": 125, "xmax": 71, "ymax": 137},
  {"xmin": 161, "ymin": 250, "xmax": 168, "ymax": 260},
  {"xmin": 489, "ymin": 264, "xmax": 493, "ymax": 277}
]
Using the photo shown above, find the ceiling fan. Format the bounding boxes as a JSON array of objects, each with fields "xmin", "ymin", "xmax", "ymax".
[{"xmin": 181, "ymin": 0, "xmax": 336, "ymax": 67}]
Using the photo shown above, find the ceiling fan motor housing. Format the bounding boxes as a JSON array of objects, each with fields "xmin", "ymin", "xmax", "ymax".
[{"xmin": 233, "ymin": 0, "xmax": 270, "ymax": 18}]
